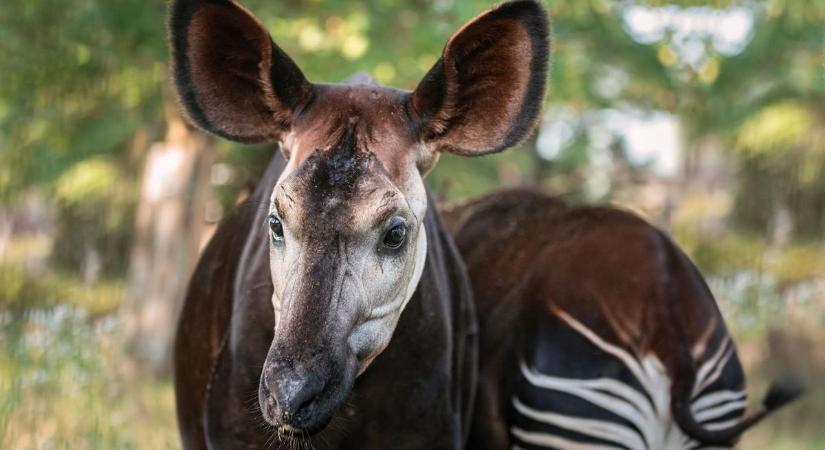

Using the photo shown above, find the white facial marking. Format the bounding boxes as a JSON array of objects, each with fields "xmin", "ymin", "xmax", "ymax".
[
  {"xmin": 347, "ymin": 223, "xmax": 427, "ymax": 374},
  {"xmin": 267, "ymin": 146, "xmax": 429, "ymax": 375}
]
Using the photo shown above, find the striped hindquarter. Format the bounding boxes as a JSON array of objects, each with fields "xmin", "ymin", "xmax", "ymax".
[
  {"xmin": 507, "ymin": 308, "xmax": 746, "ymax": 450},
  {"xmin": 444, "ymin": 189, "xmax": 801, "ymax": 450}
]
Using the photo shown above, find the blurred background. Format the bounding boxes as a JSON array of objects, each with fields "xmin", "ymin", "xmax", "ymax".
[{"xmin": 1, "ymin": 0, "xmax": 823, "ymax": 448}]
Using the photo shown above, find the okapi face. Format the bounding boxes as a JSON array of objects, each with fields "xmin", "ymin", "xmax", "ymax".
[{"xmin": 170, "ymin": 0, "xmax": 549, "ymax": 435}]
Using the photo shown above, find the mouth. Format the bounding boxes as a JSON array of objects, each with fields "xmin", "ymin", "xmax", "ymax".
[
  {"xmin": 259, "ymin": 345, "xmax": 359, "ymax": 436},
  {"xmin": 278, "ymin": 424, "xmax": 307, "ymax": 437},
  {"xmin": 276, "ymin": 416, "xmax": 332, "ymax": 438},
  {"xmin": 258, "ymin": 376, "xmax": 341, "ymax": 437}
]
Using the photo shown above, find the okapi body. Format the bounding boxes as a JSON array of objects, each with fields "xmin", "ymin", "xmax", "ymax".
[
  {"xmin": 443, "ymin": 189, "xmax": 801, "ymax": 450},
  {"xmin": 169, "ymin": 0, "xmax": 548, "ymax": 448}
]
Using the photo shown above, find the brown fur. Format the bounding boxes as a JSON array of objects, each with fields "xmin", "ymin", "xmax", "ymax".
[
  {"xmin": 173, "ymin": 184, "xmax": 263, "ymax": 450},
  {"xmin": 169, "ymin": 1, "xmax": 550, "ymax": 448},
  {"xmin": 443, "ymin": 189, "xmax": 800, "ymax": 448},
  {"xmin": 171, "ymin": 0, "xmax": 311, "ymax": 142},
  {"xmin": 187, "ymin": 4, "xmax": 280, "ymax": 140},
  {"xmin": 285, "ymin": 84, "xmax": 418, "ymax": 185},
  {"xmin": 442, "ymin": 188, "xmax": 723, "ymax": 359},
  {"xmin": 411, "ymin": 1, "xmax": 549, "ymax": 157}
]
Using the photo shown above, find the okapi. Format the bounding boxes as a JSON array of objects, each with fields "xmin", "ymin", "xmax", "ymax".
[
  {"xmin": 442, "ymin": 189, "xmax": 802, "ymax": 449},
  {"xmin": 170, "ymin": 0, "xmax": 548, "ymax": 448}
]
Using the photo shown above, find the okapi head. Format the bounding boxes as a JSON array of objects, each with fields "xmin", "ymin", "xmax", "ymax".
[{"xmin": 170, "ymin": 0, "xmax": 549, "ymax": 435}]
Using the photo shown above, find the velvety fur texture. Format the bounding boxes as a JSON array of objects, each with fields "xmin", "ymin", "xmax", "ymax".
[
  {"xmin": 410, "ymin": 0, "xmax": 550, "ymax": 157},
  {"xmin": 170, "ymin": 0, "xmax": 310, "ymax": 142},
  {"xmin": 442, "ymin": 189, "xmax": 801, "ymax": 449}
]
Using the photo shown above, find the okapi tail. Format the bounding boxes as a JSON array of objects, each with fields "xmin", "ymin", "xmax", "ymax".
[
  {"xmin": 672, "ymin": 376, "xmax": 804, "ymax": 447},
  {"xmin": 659, "ymin": 230, "xmax": 805, "ymax": 447}
]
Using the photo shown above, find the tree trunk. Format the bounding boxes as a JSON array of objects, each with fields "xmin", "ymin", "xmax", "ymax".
[{"xmin": 126, "ymin": 104, "xmax": 214, "ymax": 375}]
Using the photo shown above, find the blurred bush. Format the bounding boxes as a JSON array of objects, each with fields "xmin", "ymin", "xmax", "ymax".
[
  {"xmin": 0, "ymin": 306, "xmax": 178, "ymax": 449},
  {"xmin": 0, "ymin": 264, "xmax": 123, "ymax": 317},
  {"xmin": 734, "ymin": 101, "xmax": 825, "ymax": 239},
  {"xmin": 52, "ymin": 158, "xmax": 136, "ymax": 280}
]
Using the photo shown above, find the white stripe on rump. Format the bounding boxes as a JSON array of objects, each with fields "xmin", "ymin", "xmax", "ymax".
[{"xmin": 510, "ymin": 309, "xmax": 745, "ymax": 450}]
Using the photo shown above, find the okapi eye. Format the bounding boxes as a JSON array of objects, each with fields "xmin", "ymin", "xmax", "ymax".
[
  {"xmin": 382, "ymin": 219, "xmax": 407, "ymax": 250},
  {"xmin": 268, "ymin": 214, "xmax": 284, "ymax": 242}
]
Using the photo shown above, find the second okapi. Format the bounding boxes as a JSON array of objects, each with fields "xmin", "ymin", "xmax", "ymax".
[
  {"xmin": 170, "ymin": 0, "xmax": 547, "ymax": 448},
  {"xmin": 443, "ymin": 189, "xmax": 802, "ymax": 449}
]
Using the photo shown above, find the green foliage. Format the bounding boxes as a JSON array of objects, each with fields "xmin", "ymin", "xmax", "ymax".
[
  {"xmin": 678, "ymin": 230, "xmax": 768, "ymax": 278},
  {"xmin": 428, "ymin": 145, "xmax": 537, "ymax": 201},
  {"xmin": 0, "ymin": 0, "xmax": 167, "ymax": 201},
  {"xmin": 55, "ymin": 159, "xmax": 124, "ymax": 221},
  {"xmin": 772, "ymin": 244, "xmax": 825, "ymax": 288},
  {"xmin": 687, "ymin": 0, "xmax": 824, "ymax": 135},
  {"xmin": 680, "ymin": 231, "xmax": 825, "ymax": 290},
  {"xmin": 732, "ymin": 100, "xmax": 825, "ymax": 238},
  {"xmin": 0, "ymin": 307, "xmax": 178, "ymax": 449},
  {"xmin": 737, "ymin": 102, "xmax": 816, "ymax": 156},
  {"xmin": 0, "ymin": 263, "xmax": 123, "ymax": 316},
  {"xmin": 51, "ymin": 158, "xmax": 136, "ymax": 276},
  {"xmin": 736, "ymin": 101, "xmax": 825, "ymax": 188}
]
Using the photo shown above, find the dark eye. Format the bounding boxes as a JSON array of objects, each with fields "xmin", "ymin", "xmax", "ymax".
[
  {"xmin": 382, "ymin": 219, "xmax": 407, "ymax": 250},
  {"xmin": 268, "ymin": 214, "xmax": 284, "ymax": 242}
]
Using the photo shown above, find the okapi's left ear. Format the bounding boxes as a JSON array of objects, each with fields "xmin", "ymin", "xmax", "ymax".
[
  {"xmin": 169, "ymin": 0, "xmax": 311, "ymax": 143},
  {"xmin": 410, "ymin": 0, "xmax": 549, "ymax": 158}
]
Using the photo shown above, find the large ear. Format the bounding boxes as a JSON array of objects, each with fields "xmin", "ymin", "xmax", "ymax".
[
  {"xmin": 169, "ymin": 0, "xmax": 311, "ymax": 143},
  {"xmin": 409, "ymin": 0, "xmax": 550, "ymax": 156}
]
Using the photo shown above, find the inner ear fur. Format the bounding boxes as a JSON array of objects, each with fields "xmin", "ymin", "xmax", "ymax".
[
  {"xmin": 169, "ymin": 0, "xmax": 311, "ymax": 143},
  {"xmin": 410, "ymin": 0, "xmax": 550, "ymax": 156}
]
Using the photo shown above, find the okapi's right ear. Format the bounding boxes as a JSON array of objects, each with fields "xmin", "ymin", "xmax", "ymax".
[{"xmin": 169, "ymin": 0, "xmax": 311, "ymax": 143}]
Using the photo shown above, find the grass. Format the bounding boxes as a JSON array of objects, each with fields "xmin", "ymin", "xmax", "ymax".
[{"xmin": 1, "ymin": 290, "xmax": 179, "ymax": 449}]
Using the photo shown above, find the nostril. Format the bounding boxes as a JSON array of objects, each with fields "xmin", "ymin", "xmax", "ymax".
[
  {"xmin": 275, "ymin": 376, "xmax": 325, "ymax": 424},
  {"xmin": 293, "ymin": 388, "xmax": 323, "ymax": 419}
]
